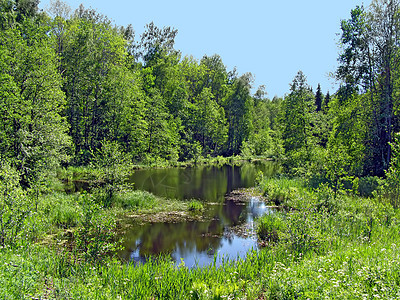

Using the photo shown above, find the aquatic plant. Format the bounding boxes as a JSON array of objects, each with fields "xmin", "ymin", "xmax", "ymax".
[{"xmin": 188, "ymin": 200, "xmax": 204, "ymax": 212}]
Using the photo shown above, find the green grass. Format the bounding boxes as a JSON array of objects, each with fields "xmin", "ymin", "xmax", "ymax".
[
  {"xmin": 2, "ymin": 174, "xmax": 400, "ymax": 299},
  {"xmin": 258, "ymin": 176, "xmax": 307, "ymax": 208},
  {"xmin": 2, "ymin": 213, "xmax": 400, "ymax": 299},
  {"xmin": 112, "ymin": 190, "xmax": 157, "ymax": 210},
  {"xmin": 40, "ymin": 193, "xmax": 82, "ymax": 229},
  {"xmin": 257, "ymin": 212, "xmax": 286, "ymax": 244},
  {"xmin": 254, "ymin": 175, "xmax": 400, "ymax": 298}
]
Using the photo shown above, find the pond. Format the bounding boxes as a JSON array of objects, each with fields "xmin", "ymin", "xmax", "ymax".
[{"xmin": 119, "ymin": 161, "xmax": 279, "ymax": 268}]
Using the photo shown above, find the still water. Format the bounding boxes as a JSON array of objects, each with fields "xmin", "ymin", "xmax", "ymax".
[{"xmin": 120, "ymin": 161, "xmax": 279, "ymax": 268}]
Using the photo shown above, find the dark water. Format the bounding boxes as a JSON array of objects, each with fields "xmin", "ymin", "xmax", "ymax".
[
  {"xmin": 120, "ymin": 161, "xmax": 279, "ymax": 268},
  {"xmin": 128, "ymin": 161, "xmax": 278, "ymax": 200}
]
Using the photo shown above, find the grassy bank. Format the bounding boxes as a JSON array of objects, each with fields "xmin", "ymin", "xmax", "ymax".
[
  {"xmin": 0, "ymin": 175, "xmax": 400, "ymax": 299},
  {"xmin": 1, "ymin": 201, "xmax": 399, "ymax": 299},
  {"xmin": 255, "ymin": 176, "xmax": 400, "ymax": 298},
  {"xmin": 2, "ymin": 170, "xmax": 400, "ymax": 298}
]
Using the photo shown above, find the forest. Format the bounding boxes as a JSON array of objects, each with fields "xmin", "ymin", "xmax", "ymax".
[{"xmin": 1, "ymin": 0, "xmax": 400, "ymax": 298}]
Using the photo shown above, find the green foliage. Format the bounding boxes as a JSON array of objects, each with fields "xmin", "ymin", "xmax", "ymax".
[
  {"xmin": 336, "ymin": 1, "xmax": 400, "ymax": 176},
  {"xmin": 257, "ymin": 213, "xmax": 286, "ymax": 244},
  {"xmin": 358, "ymin": 176, "xmax": 381, "ymax": 197},
  {"xmin": 1, "ymin": 2, "xmax": 400, "ymax": 298},
  {"xmin": 91, "ymin": 140, "xmax": 133, "ymax": 208},
  {"xmin": 284, "ymin": 209, "xmax": 329, "ymax": 254},
  {"xmin": 0, "ymin": 161, "xmax": 31, "ymax": 248},
  {"xmin": 384, "ymin": 132, "xmax": 400, "ymax": 207},
  {"xmin": 326, "ymin": 93, "xmax": 367, "ymax": 178},
  {"xmin": 225, "ymin": 73, "xmax": 254, "ymax": 155},
  {"xmin": 0, "ymin": 20, "xmax": 71, "ymax": 186},
  {"xmin": 281, "ymin": 71, "xmax": 318, "ymax": 171},
  {"xmin": 74, "ymin": 193, "xmax": 120, "ymax": 263},
  {"xmin": 188, "ymin": 200, "xmax": 204, "ymax": 212},
  {"xmin": 61, "ymin": 12, "xmax": 131, "ymax": 163}
]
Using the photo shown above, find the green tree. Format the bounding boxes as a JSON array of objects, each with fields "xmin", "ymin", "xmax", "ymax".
[
  {"xmin": 243, "ymin": 85, "xmax": 279, "ymax": 157},
  {"xmin": 322, "ymin": 91, "xmax": 331, "ymax": 112},
  {"xmin": 326, "ymin": 93, "xmax": 368, "ymax": 179},
  {"xmin": 60, "ymin": 7, "xmax": 130, "ymax": 163},
  {"xmin": 143, "ymin": 89, "xmax": 180, "ymax": 161},
  {"xmin": 200, "ymin": 54, "xmax": 228, "ymax": 104},
  {"xmin": 225, "ymin": 73, "xmax": 254, "ymax": 155},
  {"xmin": 282, "ymin": 71, "xmax": 314, "ymax": 154},
  {"xmin": 337, "ymin": 0, "xmax": 400, "ymax": 176},
  {"xmin": 194, "ymin": 87, "xmax": 227, "ymax": 153},
  {"xmin": 315, "ymin": 83, "xmax": 323, "ymax": 112},
  {"xmin": 0, "ymin": 20, "xmax": 71, "ymax": 186}
]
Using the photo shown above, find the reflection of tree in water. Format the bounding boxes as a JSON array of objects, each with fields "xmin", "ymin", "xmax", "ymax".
[
  {"xmin": 121, "ymin": 219, "xmax": 225, "ymax": 261},
  {"xmin": 121, "ymin": 161, "xmax": 279, "ymax": 263},
  {"xmin": 129, "ymin": 162, "xmax": 279, "ymax": 202},
  {"xmin": 221, "ymin": 200, "xmax": 246, "ymax": 225}
]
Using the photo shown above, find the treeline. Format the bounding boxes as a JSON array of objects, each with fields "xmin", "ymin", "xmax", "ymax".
[
  {"xmin": 0, "ymin": 0, "xmax": 400, "ymax": 188},
  {"xmin": 0, "ymin": 0, "xmax": 283, "ymax": 185}
]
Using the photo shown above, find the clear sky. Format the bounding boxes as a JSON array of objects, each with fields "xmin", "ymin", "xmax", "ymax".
[{"xmin": 39, "ymin": 0, "xmax": 372, "ymax": 98}]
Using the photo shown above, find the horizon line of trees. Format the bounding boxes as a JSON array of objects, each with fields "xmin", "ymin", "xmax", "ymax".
[{"xmin": 0, "ymin": 0, "xmax": 399, "ymax": 189}]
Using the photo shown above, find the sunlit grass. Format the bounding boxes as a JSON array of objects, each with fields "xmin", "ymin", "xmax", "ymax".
[{"xmin": 2, "ymin": 175, "xmax": 400, "ymax": 299}]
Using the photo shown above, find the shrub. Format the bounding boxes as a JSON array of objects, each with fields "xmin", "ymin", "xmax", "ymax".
[
  {"xmin": 0, "ymin": 162, "xmax": 32, "ymax": 248},
  {"xmin": 257, "ymin": 213, "xmax": 286, "ymax": 244},
  {"xmin": 285, "ymin": 209, "xmax": 328, "ymax": 254},
  {"xmin": 384, "ymin": 132, "xmax": 400, "ymax": 208},
  {"xmin": 91, "ymin": 140, "xmax": 133, "ymax": 208},
  {"xmin": 188, "ymin": 200, "xmax": 204, "ymax": 212},
  {"xmin": 358, "ymin": 176, "xmax": 381, "ymax": 197},
  {"xmin": 74, "ymin": 194, "xmax": 120, "ymax": 263}
]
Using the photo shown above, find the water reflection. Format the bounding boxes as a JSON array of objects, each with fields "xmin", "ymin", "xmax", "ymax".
[
  {"xmin": 121, "ymin": 161, "xmax": 279, "ymax": 267},
  {"xmin": 129, "ymin": 161, "xmax": 279, "ymax": 201},
  {"xmin": 120, "ymin": 197, "xmax": 274, "ymax": 268}
]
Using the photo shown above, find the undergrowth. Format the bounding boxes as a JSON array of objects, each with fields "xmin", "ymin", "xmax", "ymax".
[{"xmin": 1, "ymin": 170, "xmax": 399, "ymax": 298}]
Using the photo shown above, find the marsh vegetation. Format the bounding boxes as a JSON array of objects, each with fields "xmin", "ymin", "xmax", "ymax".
[{"xmin": 1, "ymin": 0, "xmax": 400, "ymax": 298}]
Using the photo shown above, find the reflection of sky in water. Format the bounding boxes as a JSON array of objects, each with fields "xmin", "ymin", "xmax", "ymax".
[
  {"xmin": 126, "ymin": 197, "xmax": 273, "ymax": 269},
  {"xmin": 172, "ymin": 235, "xmax": 257, "ymax": 268},
  {"xmin": 123, "ymin": 162, "xmax": 279, "ymax": 268}
]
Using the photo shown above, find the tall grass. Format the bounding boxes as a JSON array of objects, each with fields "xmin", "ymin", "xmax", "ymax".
[
  {"xmin": 2, "ymin": 174, "xmax": 400, "ymax": 299},
  {"xmin": 258, "ymin": 176, "xmax": 307, "ymax": 208},
  {"xmin": 2, "ymin": 211, "xmax": 399, "ymax": 300}
]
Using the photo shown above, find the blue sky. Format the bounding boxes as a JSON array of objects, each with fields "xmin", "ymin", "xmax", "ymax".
[{"xmin": 39, "ymin": 0, "xmax": 372, "ymax": 98}]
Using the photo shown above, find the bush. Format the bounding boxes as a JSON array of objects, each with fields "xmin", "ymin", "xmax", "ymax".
[
  {"xmin": 384, "ymin": 132, "xmax": 400, "ymax": 208},
  {"xmin": 91, "ymin": 140, "xmax": 133, "ymax": 208},
  {"xmin": 74, "ymin": 194, "xmax": 121, "ymax": 263},
  {"xmin": 285, "ymin": 209, "xmax": 329, "ymax": 254},
  {"xmin": 0, "ymin": 162, "xmax": 32, "ymax": 248},
  {"xmin": 358, "ymin": 176, "xmax": 381, "ymax": 197},
  {"xmin": 188, "ymin": 200, "xmax": 204, "ymax": 212},
  {"xmin": 257, "ymin": 213, "xmax": 286, "ymax": 244}
]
